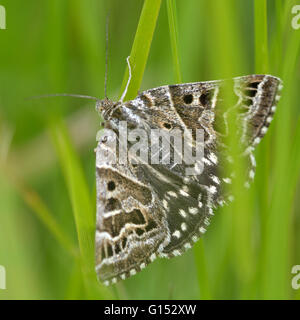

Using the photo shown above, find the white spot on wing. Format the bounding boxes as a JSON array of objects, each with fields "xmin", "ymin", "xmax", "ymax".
[
  {"xmin": 204, "ymin": 217, "xmax": 210, "ymax": 226},
  {"xmin": 189, "ymin": 207, "xmax": 198, "ymax": 215},
  {"xmin": 223, "ymin": 177, "xmax": 232, "ymax": 184},
  {"xmin": 180, "ymin": 189, "xmax": 189, "ymax": 197},
  {"xmin": 261, "ymin": 126, "xmax": 268, "ymax": 134},
  {"xmin": 179, "ymin": 209, "xmax": 187, "ymax": 218},
  {"xmin": 208, "ymin": 152, "xmax": 218, "ymax": 164},
  {"xmin": 199, "ymin": 227, "xmax": 206, "ymax": 234},
  {"xmin": 172, "ymin": 250, "xmax": 181, "ymax": 256},
  {"xmin": 183, "ymin": 185, "xmax": 189, "ymax": 193},
  {"xmin": 167, "ymin": 191, "xmax": 178, "ymax": 198},
  {"xmin": 208, "ymin": 185, "xmax": 217, "ymax": 194},
  {"xmin": 140, "ymin": 263, "xmax": 146, "ymax": 269},
  {"xmin": 192, "ymin": 235, "xmax": 198, "ymax": 242},
  {"xmin": 181, "ymin": 222, "xmax": 187, "ymax": 231},
  {"xmin": 203, "ymin": 158, "xmax": 212, "ymax": 166},
  {"xmin": 183, "ymin": 177, "xmax": 190, "ymax": 184},
  {"xmin": 253, "ymin": 137, "xmax": 261, "ymax": 145},
  {"xmin": 150, "ymin": 253, "xmax": 156, "ymax": 262},
  {"xmin": 172, "ymin": 230, "xmax": 181, "ymax": 239},
  {"xmin": 250, "ymin": 153, "xmax": 256, "ymax": 167},
  {"xmin": 210, "ymin": 175, "xmax": 220, "ymax": 185},
  {"xmin": 218, "ymin": 200, "xmax": 225, "ymax": 207},
  {"xmin": 111, "ymin": 277, "xmax": 118, "ymax": 284},
  {"xmin": 184, "ymin": 242, "xmax": 192, "ymax": 249},
  {"xmin": 163, "ymin": 199, "xmax": 169, "ymax": 210},
  {"xmin": 130, "ymin": 269, "xmax": 136, "ymax": 276}
]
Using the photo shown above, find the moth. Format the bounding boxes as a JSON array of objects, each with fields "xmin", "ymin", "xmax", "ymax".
[{"xmin": 94, "ymin": 57, "xmax": 282, "ymax": 285}]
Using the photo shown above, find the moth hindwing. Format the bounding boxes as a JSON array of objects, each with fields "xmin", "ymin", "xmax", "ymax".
[{"xmin": 95, "ymin": 74, "xmax": 283, "ymax": 285}]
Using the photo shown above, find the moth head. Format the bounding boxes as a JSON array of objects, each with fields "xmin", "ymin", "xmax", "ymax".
[{"xmin": 96, "ymin": 98, "xmax": 119, "ymax": 120}]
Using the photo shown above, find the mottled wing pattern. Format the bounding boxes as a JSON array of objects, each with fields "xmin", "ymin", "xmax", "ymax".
[
  {"xmin": 132, "ymin": 83, "xmax": 221, "ymax": 256},
  {"xmin": 95, "ymin": 129, "xmax": 170, "ymax": 285},
  {"xmin": 95, "ymin": 74, "xmax": 282, "ymax": 285}
]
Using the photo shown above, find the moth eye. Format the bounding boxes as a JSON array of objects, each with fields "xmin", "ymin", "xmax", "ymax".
[
  {"xmin": 199, "ymin": 91, "xmax": 212, "ymax": 106},
  {"xmin": 101, "ymin": 136, "xmax": 108, "ymax": 143},
  {"xmin": 183, "ymin": 94, "xmax": 193, "ymax": 104},
  {"xmin": 107, "ymin": 181, "xmax": 116, "ymax": 191},
  {"xmin": 163, "ymin": 122, "xmax": 172, "ymax": 129}
]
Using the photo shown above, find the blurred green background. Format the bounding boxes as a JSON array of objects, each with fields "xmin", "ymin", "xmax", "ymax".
[{"xmin": 0, "ymin": 0, "xmax": 300, "ymax": 300}]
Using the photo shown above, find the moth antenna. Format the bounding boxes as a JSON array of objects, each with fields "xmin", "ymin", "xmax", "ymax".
[
  {"xmin": 27, "ymin": 93, "xmax": 100, "ymax": 102},
  {"xmin": 120, "ymin": 56, "xmax": 132, "ymax": 103},
  {"xmin": 104, "ymin": 14, "xmax": 109, "ymax": 99}
]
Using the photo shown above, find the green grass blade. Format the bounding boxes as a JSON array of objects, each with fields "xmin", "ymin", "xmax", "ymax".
[
  {"xmin": 119, "ymin": 0, "xmax": 162, "ymax": 101},
  {"xmin": 166, "ymin": 0, "xmax": 182, "ymax": 83},
  {"xmin": 0, "ymin": 129, "xmax": 77, "ymax": 257},
  {"xmin": 193, "ymin": 240, "xmax": 212, "ymax": 299},
  {"xmin": 0, "ymin": 176, "xmax": 45, "ymax": 299},
  {"xmin": 49, "ymin": 118, "xmax": 113, "ymax": 299},
  {"xmin": 43, "ymin": 1, "xmax": 112, "ymax": 298},
  {"xmin": 253, "ymin": 0, "xmax": 271, "ymax": 298},
  {"xmin": 49, "ymin": 119, "xmax": 94, "ymax": 273},
  {"xmin": 166, "ymin": 0, "xmax": 211, "ymax": 299},
  {"xmin": 261, "ymin": 0, "xmax": 300, "ymax": 298},
  {"xmin": 12, "ymin": 173, "xmax": 77, "ymax": 257},
  {"xmin": 254, "ymin": 0, "xmax": 269, "ymax": 73},
  {"xmin": 65, "ymin": 261, "xmax": 84, "ymax": 300},
  {"xmin": 290, "ymin": 117, "xmax": 300, "ymax": 189},
  {"xmin": 70, "ymin": 0, "xmax": 105, "ymax": 95},
  {"xmin": 270, "ymin": 0, "xmax": 283, "ymax": 71},
  {"xmin": 205, "ymin": 0, "xmax": 253, "ymax": 299}
]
